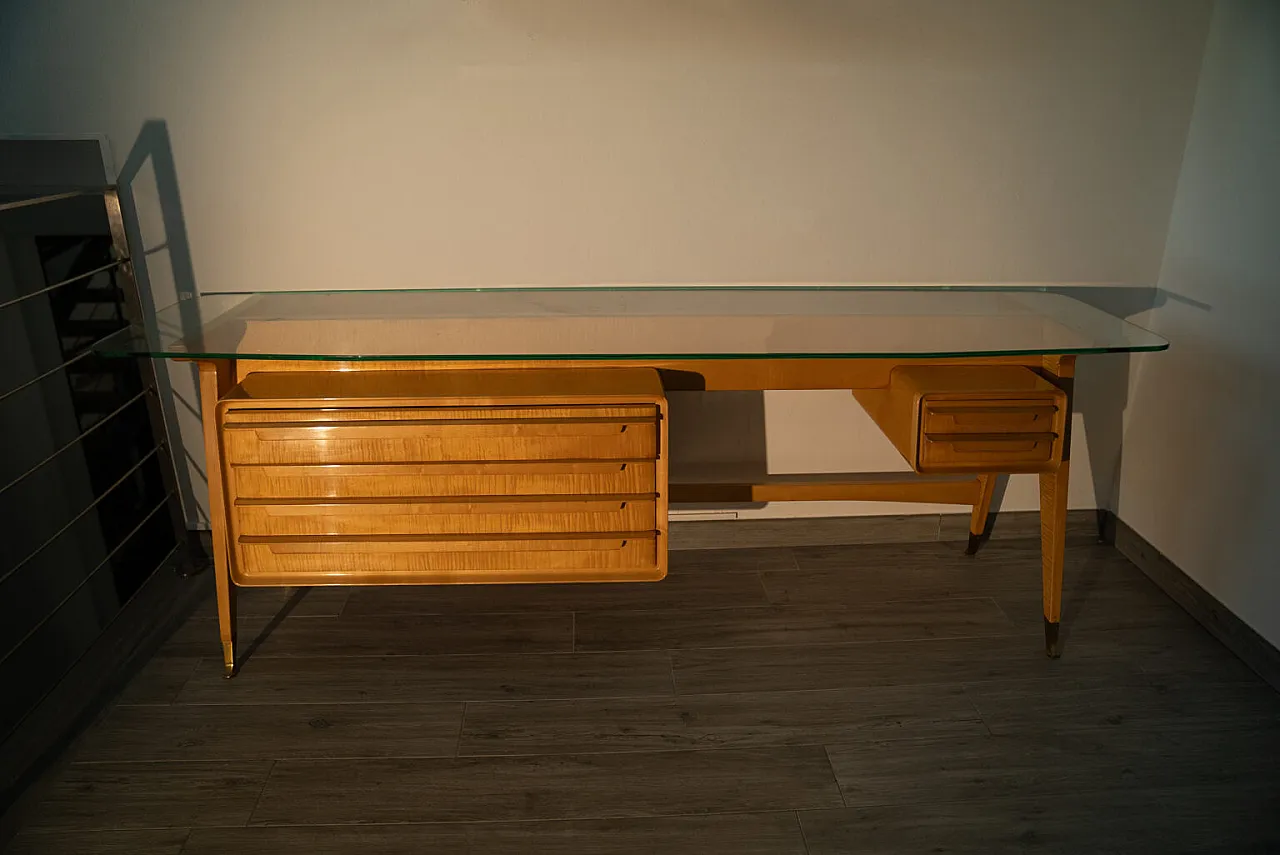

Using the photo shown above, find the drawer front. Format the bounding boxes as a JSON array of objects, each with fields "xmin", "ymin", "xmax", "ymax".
[
  {"xmin": 234, "ymin": 498, "xmax": 657, "ymax": 537},
  {"xmin": 918, "ymin": 432, "xmax": 1056, "ymax": 473},
  {"xmin": 921, "ymin": 399, "xmax": 1060, "ymax": 435},
  {"xmin": 223, "ymin": 420, "xmax": 657, "ymax": 464},
  {"xmin": 234, "ymin": 534, "xmax": 660, "ymax": 584},
  {"xmin": 231, "ymin": 461, "xmax": 657, "ymax": 499}
]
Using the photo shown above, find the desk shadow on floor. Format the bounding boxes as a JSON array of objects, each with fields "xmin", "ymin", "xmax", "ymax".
[{"xmin": 234, "ymin": 588, "xmax": 311, "ymax": 673}]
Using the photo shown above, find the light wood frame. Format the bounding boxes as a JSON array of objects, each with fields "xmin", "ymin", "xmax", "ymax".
[{"xmin": 196, "ymin": 354, "xmax": 1075, "ymax": 675}]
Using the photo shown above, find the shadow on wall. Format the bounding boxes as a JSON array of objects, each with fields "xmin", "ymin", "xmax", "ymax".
[
  {"xmin": 114, "ymin": 119, "xmax": 207, "ymax": 522},
  {"xmin": 986, "ymin": 286, "xmax": 1210, "ymax": 532},
  {"xmin": 1050, "ymin": 287, "xmax": 1210, "ymax": 528}
]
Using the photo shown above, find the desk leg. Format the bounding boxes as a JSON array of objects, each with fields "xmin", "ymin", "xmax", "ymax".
[
  {"xmin": 966, "ymin": 474, "xmax": 998, "ymax": 555},
  {"xmin": 1038, "ymin": 355, "xmax": 1075, "ymax": 658},
  {"xmin": 198, "ymin": 360, "xmax": 237, "ymax": 677},
  {"xmin": 1039, "ymin": 461, "xmax": 1069, "ymax": 657}
]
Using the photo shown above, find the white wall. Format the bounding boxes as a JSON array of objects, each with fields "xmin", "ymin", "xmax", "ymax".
[
  {"xmin": 1119, "ymin": 0, "xmax": 1280, "ymax": 646},
  {"xmin": 0, "ymin": 0, "xmax": 1210, "ymax": 525}
]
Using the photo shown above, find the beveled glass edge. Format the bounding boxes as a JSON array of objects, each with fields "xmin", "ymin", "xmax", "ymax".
[
  {"xmin": 196, "ymin": 284, "xmax": 1074, "ymax": 295},
  {"xmin": 92, "ymin": 284, "xmax": 1171, "ymax": 360},
  {"xmin": 97, "ymin": 341, "xmax": 1170, "ymax": 361}
]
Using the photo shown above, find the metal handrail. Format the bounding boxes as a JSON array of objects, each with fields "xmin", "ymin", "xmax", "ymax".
[
  {"xmin": 0, "ymin": 493, "xmax": 177, "ymax": 668},
  {"xmin": 1, "ymin": 182, "xmax": 192, "ymax": 575},
  {"xmin": 0, "ymin": 190, "xmax": 97, "ymax": 214},
  {"xmin": 0, "ymin": 258, "xmax": 125, "ymax": 311},
  {"xmin": 0, "ymin": 327, "xmax": 125, "ymax": 406},
  {"xmin": 0, "ymin": 445, "xmax": 163, "ymax": 588},
  {"xmin": 0, "ymin": 386, "xmax": 151, "ymax": 498}
]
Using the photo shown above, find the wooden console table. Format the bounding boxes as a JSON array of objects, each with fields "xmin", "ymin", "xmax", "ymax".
[{"xmin": 101, "ymin": 287, "xmax": 1167, "ymax": 675}]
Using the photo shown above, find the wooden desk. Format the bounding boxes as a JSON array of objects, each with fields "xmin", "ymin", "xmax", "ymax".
[{"xmin": 104, "ymin": 287, "xmax": 1167, "ymax": 675}]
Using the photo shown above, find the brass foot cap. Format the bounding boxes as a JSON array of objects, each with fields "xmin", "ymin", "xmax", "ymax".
[{"xmin": 1044, "ymin": 619, "xmax": 1062, "ymax": 659}]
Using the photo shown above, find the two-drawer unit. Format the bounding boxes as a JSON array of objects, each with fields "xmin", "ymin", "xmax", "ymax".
[
  {"xmin": 853, "ymin": 365, "xmax": 1068, "ymax": 474},
  {"xmin": 214, "ymin": 368, "xmax": 669, "ymax": 586}
]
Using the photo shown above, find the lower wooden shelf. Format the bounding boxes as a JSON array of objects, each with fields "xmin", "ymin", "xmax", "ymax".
[{"xmin": 669, "ymin": 471, "xmax": 982, "ymax": 505}]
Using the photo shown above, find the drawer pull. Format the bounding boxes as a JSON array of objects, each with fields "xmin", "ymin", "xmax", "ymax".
[
  {"xmin": 924, "ymin": 432, "xmax": 1057, "ymax": 444},
  {"xmin": 924, "ymin": 405, "xmax": 1057, "ymax": 415},
  {"xmin": 235, "ymin": 493, "xmax": 655, "ymax": 508},
  {"xmin": 243, "ymin": 531, "xmax": 657, "ymax": 553},
  {"xmin": 224, "ymin": 422, "xmax": 658, "ymax": 464},
  {"xmin": 223, "ymin": 416, "xmax": 655, "ymax": 431},
  {"xmin": 229, "ymin": 460, "xmax": 658, "ymax": 499}
]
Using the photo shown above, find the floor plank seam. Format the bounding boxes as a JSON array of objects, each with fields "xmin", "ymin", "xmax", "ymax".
[
  {"xmin": 752, "ymin": 570, "xmax": 772, "ymax": 603},
  {"xmin": 176, "ymin": 649, "xmax": 670, "ymax": 661},
  {"xmin": 327, "ymin": 604, "xmax": 784, "ymax": 617},
  {"xmin": 192, "ymin": 807, "xmax": 811, "ymax": 831},
  {"xmin": 243, "ymin": 759, "xmax": 277, "ymax": 829},
  {"xmin": 573, "ymin": 595, "xmax": 1006, "ymax": 617},
  {"xmin": 458, "ymin": 682, "xmax": 975, "ymax": 704},
  {"xmin": 583, "ymin": 629, "xmax": 1044, "ymax": 656},
  {"xmin": 154, "ymin": 657, "xmax": 204, "ymax": 706},
  {"xmin": 61, "ymin": 742, "xmax": 896, "ymax": 766},
  {"xmin": 793, "ymin": 809, "xmax": 815, "ymax": 855},
  {"xmin": 820, "ymin": 745, "xmax": 848, "ymax": 808},
  {"xmin": 454, "ymin": 702, "xmax": 469, "ymax": 758},
  {"xmin": 960, "ymin": 685, "xmax": 996, "ymax": 736},
  {"xmin": 989, "ymin": 597, "xmax": 1022, "ymax": 627},
  {"xmin": 447, "ymin": 741, "xmax": 852, "ymax": 760}
]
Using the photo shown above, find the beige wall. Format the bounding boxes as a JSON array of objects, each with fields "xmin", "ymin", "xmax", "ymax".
[
  {"xmin": 1119, "ymin": 0, "xmax": 1280, "ymax": 646},
  {"xmin": 0, "ymin": 0, "xmax": 1210, "ymax": 525}
]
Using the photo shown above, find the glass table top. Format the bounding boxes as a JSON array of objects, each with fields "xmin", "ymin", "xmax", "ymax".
[{"xmin": 97, "ymin": 287, "xmax": 1168, "ymax": 361}]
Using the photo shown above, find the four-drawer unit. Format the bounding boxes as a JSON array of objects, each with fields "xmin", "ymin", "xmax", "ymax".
[
  {"xmin": 853, "ymin": 366, "xmax": 1068, "ymax": 474},
  {"xmin": 215, "ymin": 368, "xmax": 668, "ymax": 586}
]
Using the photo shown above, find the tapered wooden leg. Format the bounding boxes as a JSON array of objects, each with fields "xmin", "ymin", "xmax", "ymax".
[
  {"xmin": 1039, "ymin": 460, "xmax": 1070, "ymax": 658},
  {"xmin": 215, "ymin": 563, "xmax": 237, "ymax": 677},
  {"xmin": 965, "ymin": 473, "xmax": 998, "ymax": 555},
  {"xmin": 198, "ymin": 360, "xmax": 237, "ymax": 677}
]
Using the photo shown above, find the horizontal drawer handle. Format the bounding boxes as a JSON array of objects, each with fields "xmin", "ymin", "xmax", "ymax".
[
  {"xmin": 224, "ymin": 417, "xmax": 656, "ymax": 430},
  {"xmin": 224, "ymin": 405, "xmax": 658, "ymax": 417},
  {"xmin": 243, "ymin": 532, "xmax": 657, "ymax": 554},
  {"xmin": 925, "ymin": 405, "xmax": 1057, "ymax": 416},
  {"xmin": 236, "ymin": 493, "xmax": 656, "ymax": 507},
  {"xmin": 924, "ymin": 431, "xmax": 1056, "ymax": 444},
  {"xmin": 242, "ymin": 531, "xmax": 657, "ymax": 544},
  {"xmin": 228, "ymin": 460, "xmax": 650, "ymax": 472}
]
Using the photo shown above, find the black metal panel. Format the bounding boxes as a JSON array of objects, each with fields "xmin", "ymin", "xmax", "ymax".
[{"xmin": 0, "ymin": 202, "xmax": 180, "ymax": 745}]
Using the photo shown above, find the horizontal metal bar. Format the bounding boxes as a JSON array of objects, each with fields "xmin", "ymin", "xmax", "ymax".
[
  {"xmin": 0, "ymin": 190, "xmax": 96, "ymax": 213},
  {"xmin": 0, "ymin": 386, "xmax": 151, "ymax": 499},
  {"xmin": 0, "ymin": 445, "xmax": 163, "ymax": 589},
  {"xmin": 0, "ymin": 491, "xmax": 176, "ymax": 668},
  {"xmin": 0, "ymin": 258, "xmax": 125, "ymax": 311},
  {"xmin": 0, "ymin": 326, "xmax": 125, "ymax": 406}
]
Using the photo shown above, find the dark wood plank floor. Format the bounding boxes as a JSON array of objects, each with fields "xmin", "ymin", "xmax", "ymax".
[{"xmin": 8, "ymin": 537, "xmax": 1280, "ymax": 854}]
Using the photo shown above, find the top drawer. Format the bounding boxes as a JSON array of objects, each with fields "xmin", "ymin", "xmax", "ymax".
[
  {"xmin": 920, "ymin": 399, "xmax": 1059, "ymax": 435},
  {"xmin": 222, "ymin": 409, "xmax": 659, "ymax": 465}
]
